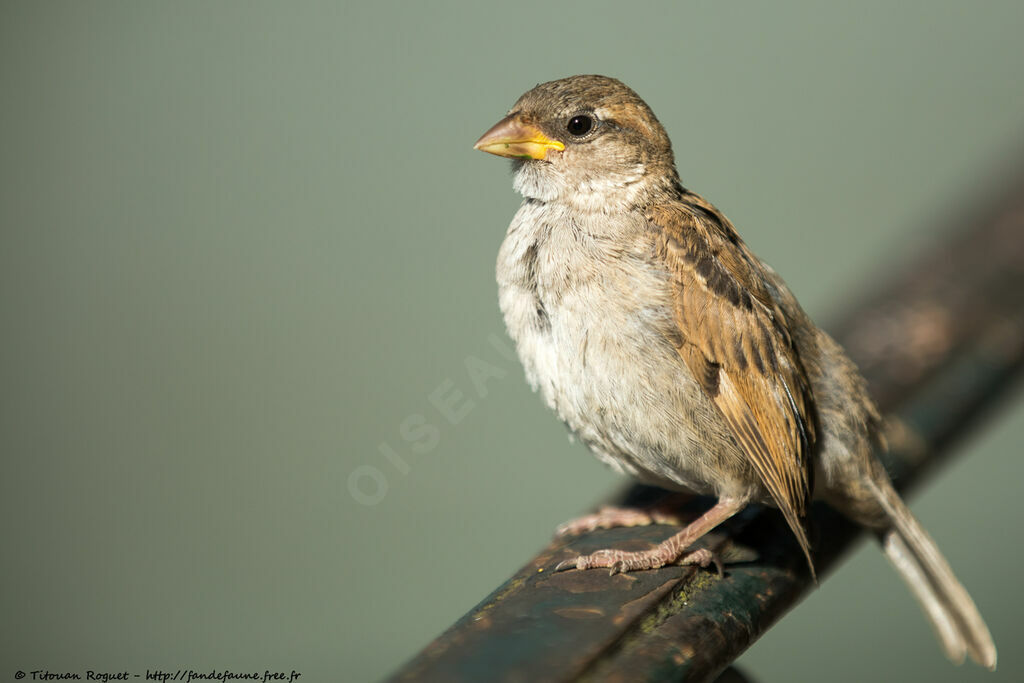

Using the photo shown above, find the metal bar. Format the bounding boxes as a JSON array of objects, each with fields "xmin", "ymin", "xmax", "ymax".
[{"xmin": 390, "ymin": 164, "xmax": 1024, "ymax": 683}]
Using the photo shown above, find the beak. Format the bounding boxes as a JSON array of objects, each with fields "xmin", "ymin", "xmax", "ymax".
[{"xmin": 474, "ymin": 114, "xmax": 565, "ymax": 160}]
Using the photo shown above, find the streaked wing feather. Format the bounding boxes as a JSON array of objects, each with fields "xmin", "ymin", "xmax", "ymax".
[{"xmin": 650, "ymin": 200, "xmax": 817, "ymax": 573}]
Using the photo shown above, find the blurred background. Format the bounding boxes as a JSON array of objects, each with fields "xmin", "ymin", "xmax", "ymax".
[{"xmin": 2, "ymin": 2, "xmax": 1023, "ymax": 682}]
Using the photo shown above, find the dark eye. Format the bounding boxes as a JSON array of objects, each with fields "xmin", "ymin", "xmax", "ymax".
[{"xmin": 566, "ymin": 114, "xmax": 594, "ymax": 137}]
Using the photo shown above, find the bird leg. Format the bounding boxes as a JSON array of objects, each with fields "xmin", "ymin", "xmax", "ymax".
[{"xmin": 555, "ymin": 497, "xmax": 744, "ymax": 575}]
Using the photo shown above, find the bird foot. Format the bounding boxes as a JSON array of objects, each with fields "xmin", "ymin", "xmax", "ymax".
[
  {"xmin": 555, "ymin": 505, "xmax": 684, "ymax": 537},
  {"xmin": 555, "ymin": 497, "xmax": 742, "ymax": 576},
  {"xmin": 555, "ymin": 545, "xmax": 721, "ymax": 576}
]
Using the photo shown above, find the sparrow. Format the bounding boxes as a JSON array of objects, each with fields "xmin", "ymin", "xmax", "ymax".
[{"xmin": 474, "ymin": 74, "xmax": 995, "ymax": 668}]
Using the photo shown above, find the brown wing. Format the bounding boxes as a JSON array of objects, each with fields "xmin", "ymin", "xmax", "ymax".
[{"xmin": 648, "ymin": 198, "xmax": 818, "ymax": 574}]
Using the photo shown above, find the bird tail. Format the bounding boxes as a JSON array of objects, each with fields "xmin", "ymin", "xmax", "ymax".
[{"xmin": 865, "ymin": 473, "xmax": 996, "ymax": 669}]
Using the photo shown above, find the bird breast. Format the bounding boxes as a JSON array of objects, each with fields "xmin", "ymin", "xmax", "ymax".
[{"xmin": 495, "ymin": 199, "xmax": 754, "ymax": 498}]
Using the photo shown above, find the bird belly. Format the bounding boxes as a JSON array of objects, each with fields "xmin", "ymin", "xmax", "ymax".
[
  {"xmin": 496, "ymin": 210, "xmax": 754, "ymax": 499},
  {"xmin": 544, "ymin": 300, "xmax": 737, "ymax": 495}
]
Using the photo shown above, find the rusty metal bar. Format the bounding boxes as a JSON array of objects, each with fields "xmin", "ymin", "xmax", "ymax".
[{"xmin": 390, "ymin": 162, "xmax": 1024, "ymax": 683}]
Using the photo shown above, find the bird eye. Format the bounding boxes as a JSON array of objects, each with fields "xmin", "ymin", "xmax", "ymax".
[{"xmin": 566, "ymin": 114, "xmax": 594, "ymax": 137}]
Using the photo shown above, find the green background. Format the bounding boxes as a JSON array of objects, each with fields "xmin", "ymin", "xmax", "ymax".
[{"xmin": 2, "ymin": 2, "xmax": 1023, "ymax": 682}]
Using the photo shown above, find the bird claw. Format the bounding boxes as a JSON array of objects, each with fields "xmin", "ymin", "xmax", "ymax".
[
  {"xmin": 710, "ymin": 553, "xmax": 725, "ymax": 577},
  {"xmin": 554, "ymin": 557, "xmax": 579, "ymax": 573},
  {"xmin": 679, "ymin": 547, "xmax": 723, "ymax": 576}
]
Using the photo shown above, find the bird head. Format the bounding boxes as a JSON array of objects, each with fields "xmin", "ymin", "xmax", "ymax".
[{"xmin": 474, "ymin": 75, "xmax": 678, "ymax": 209}]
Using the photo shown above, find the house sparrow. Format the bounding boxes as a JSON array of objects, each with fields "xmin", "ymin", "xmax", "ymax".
[{"xmin": 475, "ymin": 74, "xmax": 995, "ymax": 668}]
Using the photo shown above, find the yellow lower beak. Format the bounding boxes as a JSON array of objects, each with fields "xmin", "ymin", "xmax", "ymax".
[{"xmin": 474, "ymin": 115, "xmax": 565, "ymax": 160}]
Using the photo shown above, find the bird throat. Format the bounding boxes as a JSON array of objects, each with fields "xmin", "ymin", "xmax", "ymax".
[{"xmin": 511, "ymin": 158, "xmax": 660, "ymax": 214}]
